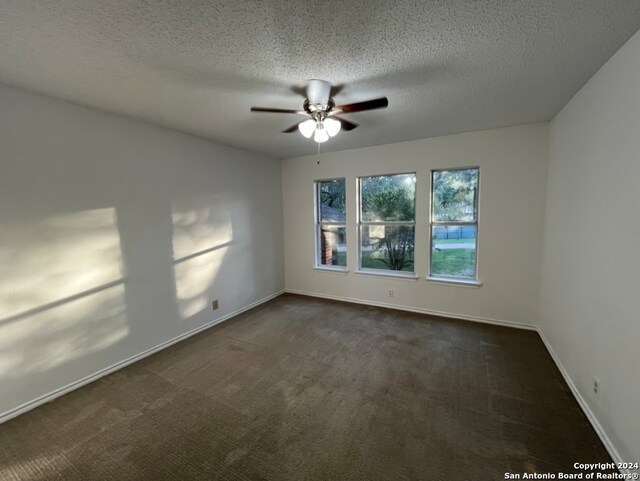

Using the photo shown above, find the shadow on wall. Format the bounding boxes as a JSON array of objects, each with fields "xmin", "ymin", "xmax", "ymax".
[
  {"xmin": 0, "ymin": 83, "xmax": 283, "ymax": 419},
  {"xmin": 170, "ymin": 190, "xmax": 273, "ymax": 327},
  {"xmin": 171, "ymin": 197, "xmax": 234, "ymax": 321},
  {"xmin": 0, "ymin": 197, "xmax": 238, "ymax": 415},
  {"xmin": 0, "ymin": 208, "xmax": 129, "ymax": 380}
]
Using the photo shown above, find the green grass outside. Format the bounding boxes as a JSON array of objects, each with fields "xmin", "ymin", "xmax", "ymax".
[
  {"xmin": 431, "ymin": 248, "xmax": 475, "ymax": 277},
  {"xmin": 335, "ymin": 246, "xmax": 475, "ymax": 278}
]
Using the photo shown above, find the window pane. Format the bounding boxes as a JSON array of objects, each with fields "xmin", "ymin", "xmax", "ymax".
[
  {"xmin": 318, "ymin": 226, "xmax": 346, "ymax": 267},
  {"xmin": 360, "ymin": 225, "xmax": 414, "ymax": 272},
  {"xmin": 361, "ymin": 173, "xmax": 416, "ymax": 222},
  {"xmin": 318, "ymin": 179, "xmax": 346, "ymax": 222},
  {"xmin": 431, "ymin": 225, "xmax": 476, "ymax": 278},
  {"xmin": 432, "ymin": 168, "xmax": 478, "ymax": 222}
]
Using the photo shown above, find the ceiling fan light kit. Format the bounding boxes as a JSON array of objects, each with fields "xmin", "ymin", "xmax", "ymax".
[
  {"xmin": 298, "ymin": 117, "xmax": 341, "ymax": 142},
  {"xmin": 324, "ymin": 117, "xmax": 341, "ymax": 136},
  {"xmin": 298, "ymin": 118, "xmax": 316, "ymax": 138},
  {"xmin": 251, "ymin": 79, "xmax": 388, "ymax": 143},
  {"xmin": 313, "ymin": 125, "xmax": 329, "ymax": 143}
]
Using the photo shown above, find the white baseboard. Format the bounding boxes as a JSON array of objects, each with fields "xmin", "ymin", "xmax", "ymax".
[
  {"xmin": 538, "ymin": 330, "xmax": 630, "ymax": 476},
  {"xmin": 0, "ymin": 290, "xmax": 285, "ymax": 425},
  {"xmin": 285, "ymin": 289, "xmax": 537, "ymax": 331}
]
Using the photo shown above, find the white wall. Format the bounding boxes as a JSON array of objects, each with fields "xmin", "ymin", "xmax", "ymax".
[
  {"xmin": 282, "ymin": 123, "xmax": 548, "ymax": 328},
  {"xmin": 540, "ymin": 30, "xmax": 640, "ymax": 463},
  {"xmin": 0, "ymin": 83, "xmax": 284, "ymax": 417}
]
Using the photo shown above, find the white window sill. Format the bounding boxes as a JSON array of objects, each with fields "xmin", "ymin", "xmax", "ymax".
[
  {"xmin": 355, "ymin": 269, "xmax": 419, "ymax": 281},
  {"xmin": 314, "ymin": 266, "xmax": 349, "ymax": 273},
  {"xmin": 426, "ymin": 276, "xmax": 482, "ymax": 288}
]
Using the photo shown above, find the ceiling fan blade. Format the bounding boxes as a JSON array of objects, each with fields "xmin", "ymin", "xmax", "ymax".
[
  {"xmin": 250, "ymin": 107, "xmax": 306, "ymax": 114},
  {"xmin": 333, "ymin": 116, "xmax": 359, "ymax": 131},
  {"xmin": 334, "ymin": 97, "xmax": 388, "ymax": 114},
  {"xmin": 282, "ymin": 122, "xmax": 302, "ymax": 133}
]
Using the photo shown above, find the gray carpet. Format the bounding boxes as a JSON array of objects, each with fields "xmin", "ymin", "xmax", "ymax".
[{"xmin": 0, "ymin": 294, "xmax": 613, "ymax": 480}]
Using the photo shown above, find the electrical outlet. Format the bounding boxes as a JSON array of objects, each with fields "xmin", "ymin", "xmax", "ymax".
[
  {"xmin": 593, "ymin": 378, "xmax": 599, "ymax": 395},
  {"xmin": 211, "ymin": 299, "xmax": 219, "ymax": 310},
  {"xmin": 387, "ymin": 289, "xmax": 394, "ymax": 298}
]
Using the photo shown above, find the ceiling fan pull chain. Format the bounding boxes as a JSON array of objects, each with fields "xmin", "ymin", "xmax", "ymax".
[{"xmin": 317, "ymin": 141, "xmax": 321, "ymax": 165}]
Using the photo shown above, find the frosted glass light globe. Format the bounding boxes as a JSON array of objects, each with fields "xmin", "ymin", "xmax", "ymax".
[
  {"xmin": 314, "ymin": 126, "xmax": 329, "ymax": 143},
  {"xmin": 324, "ymin": 117, "xmax": 341, "ymax": 137},
  {"xmin": 298, "ymin": 119, "xmax": 316, "ymax": 138}
]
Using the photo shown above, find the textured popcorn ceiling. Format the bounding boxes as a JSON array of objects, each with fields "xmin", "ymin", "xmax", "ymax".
[{"xmin": 1, "ymin": 1, "xmax": 640, "ymax": 159}]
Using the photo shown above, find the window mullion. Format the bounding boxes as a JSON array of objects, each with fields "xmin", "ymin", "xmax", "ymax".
[
  {"xmin": 361, "ymin": 220, "xmax": 415, "ymax": 224},
  {"xmin": 430, "ymin": 221, "xmax": 477, "ymax": 226}
]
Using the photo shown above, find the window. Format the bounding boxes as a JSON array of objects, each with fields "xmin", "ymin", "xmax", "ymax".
[
  {"xmin": 430, "ymin": 167, "xmax": 479, "ymax": 281},
  {"xmin": 315, "ymin": 178, "xmax": 347, "ymax": 268},
  {"xmin": 358, "ymin": 173, "xmax": 416, "ymax": 274}
]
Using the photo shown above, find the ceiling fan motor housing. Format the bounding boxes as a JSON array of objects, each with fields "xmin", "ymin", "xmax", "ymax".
[{"xmin": 306, "ymin": 79, "xmax": 332, "ymax": 105}]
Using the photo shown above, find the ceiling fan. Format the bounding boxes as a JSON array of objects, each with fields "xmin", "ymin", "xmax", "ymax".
[{"xmin": 250, "ymin": 79, "xmax": 388, "ymax": 143}]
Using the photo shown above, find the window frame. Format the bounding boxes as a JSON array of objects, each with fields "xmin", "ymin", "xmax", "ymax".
[
  {"xmin": 357, "ymin": 172, "xmax": 418, "ymax": 278},
  {"xmin": 314, "ymin": 178, "xmax": 348, "ymax": 271},
  {"xmin": 428, "ymin": 166, "xmax": 480, "ymax": 284}
]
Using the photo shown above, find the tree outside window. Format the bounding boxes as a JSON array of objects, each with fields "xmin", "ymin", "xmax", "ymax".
[{"xmin": 359, "ymin": 173, "xmax": 416, "ymax": 273}]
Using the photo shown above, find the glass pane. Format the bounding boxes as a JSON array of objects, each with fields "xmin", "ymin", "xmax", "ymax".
[
  {"xmin": 432, "ymin": 168, "xmax": 478, "ymax": 222},
  {"xmin": 361, "ymin": 173, "xmax": 416, "ymax": 222},
  {"xmin": 318, "ymin": 226, "xmax": 347, "ymax": 267},
  {"xmin": 318, "ymin": 179, "xmax": 346, "ymax": 222},
  {"xmin": 360, "ymin": 225, "xmax": 414, "ymax": 272},
  {"xmin": 431, "ymin": 225, "xmax": 477, "ymax": 278}
]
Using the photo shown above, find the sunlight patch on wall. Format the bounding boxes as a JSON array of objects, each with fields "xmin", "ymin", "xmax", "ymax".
[
  {"xmin": 172, "ymin": 200, "xmax": 233, "ymax": 320},
  {"xmin": 172, "ymin": 203, "xmax": 233, "ymax": 259},
  {"xmin": 0, "ymin": 208, "xmax": 129, "ymax": 378},
  {"xmin": 1, "ymin": 209, "xmax": 123, "ymax": 317},
  {"xmin": 174, "ymin": 249, "xmax": 228, "ymax": 319},
  {"xmin": 0, "ymin": 284, "xmax": 127, "ymax": 378}
]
